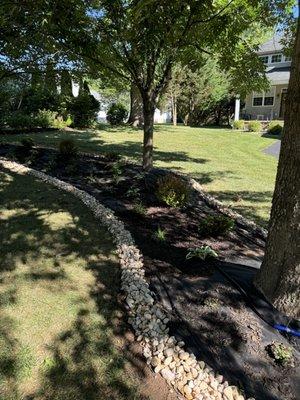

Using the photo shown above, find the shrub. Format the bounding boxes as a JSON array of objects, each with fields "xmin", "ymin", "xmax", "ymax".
[
  {"xmin": 156, "ymin": 174, "xmax": 190, "ymax": 208},
  {"xmin": 267, "ymin": 342, "xmax": 294, "ymax": 366},
  {"xmin": 248, "ymin": 120, "xmax": 262, "ymax": 132},
  {"xmin": 68, "ymin": 93, "xmax": 99, "ymax": 127},
  {"xmin": 267, "ymin": 121, "xmax": 283, "ymax": 135},
  {"xmin": 6, "ymin": 113, "xmax": 36, "ymax": 129},
  {"xmin": 186, "ymin": 246, "xmax": 218, "ymax": 260},
  {"xmin": 106, "ymin": 103, "xmax": 128, "ymax": 125},
  {"xmin": 35, "ymin": 109, "xmax": 57, "ymax": 128},
  {"xmin": 58, "ymin": 139, "xmax": 78, "ymax": 159},
  {"xmin": 14, "ymin": 138, "xmax": 35, "ymax": 161},
  {"xmin": 199, "ymin": 215, "xmax": 234, "ymax": 237},
  {"xmin": 232, "ymin": 120, "xmax": 245, "ymax": 130}
]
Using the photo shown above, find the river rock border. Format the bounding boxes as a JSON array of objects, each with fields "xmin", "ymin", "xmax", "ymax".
[{"xmin": 0, "ymin": 158, "xmax": 254, "ymax": 400}]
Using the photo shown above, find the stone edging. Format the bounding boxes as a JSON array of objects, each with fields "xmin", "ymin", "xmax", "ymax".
[{"xmin": 0, "ymin": 158, "xmax": 254, "ymax": 400}]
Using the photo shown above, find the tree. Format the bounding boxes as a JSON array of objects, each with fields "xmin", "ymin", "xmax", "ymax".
[
  {"xmin": 47, "ymin": 0, "xmax": 291, "ymax": 169},
  {"xmin": 254, "ymin": 11, "xmax": 300, "ymax": 319},
  {"xmin": 60, "ymin": 69, "xmax": 73, "ymax": 97},
  {"xmin": 127, "ymin": 84, "xmax": 144, "ymax": 127}
]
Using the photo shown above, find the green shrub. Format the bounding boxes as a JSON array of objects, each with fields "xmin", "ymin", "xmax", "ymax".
[
  {"xmin": 58, "ymin": 139, "xmax": 78, "ymax": 159},
  {"xmin": 6, "ymin": 113, "xmax": 36, "ymax": 129},
  {"xmin": 186, "ymin": 246, "xmax": 218, "ymax": 260},
  {"xmin": 248, "ymin": 120, "xmax": 262, "ymax": 132},
  {"xmin": 232, "ymin": 120, "xmax": 245, "ymax": 130},
  {"xmin": 156, "ymin": 174, "xmax": 190, "ymax": 208},
  {"xmin": 14, "ymin": 138, "xmax": 35, "ymax": 161},
  {"xmin": 35, "ymin": 109, "xmax": 57, "ymax": 128},
  {"xmin": 67, "ymin": 93, "xmax": 99, "ymax": 127},
  {"xmin": 106, "ymin": 103, "xmax": 128, "ymax": 125},
  {"xmin": 199, "ymin": 215, "xmax": 234, "ymax": 237},
  {"xmin": 267, "ymin": 342, "xmax": 294, "ymax": 366},
  {"xmin": 267, "ymin": 121, "xmax": 283, "ymax": 135}
]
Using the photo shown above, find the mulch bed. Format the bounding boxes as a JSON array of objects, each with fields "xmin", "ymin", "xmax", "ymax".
[{"xmin": 0, "ymin": 142, "xmax": 299, "ymax": 400}]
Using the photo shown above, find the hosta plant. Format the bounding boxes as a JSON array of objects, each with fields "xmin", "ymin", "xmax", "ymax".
[{"xmin": 186, "ymin": 245, "xmax": 218, "ymax": 260}]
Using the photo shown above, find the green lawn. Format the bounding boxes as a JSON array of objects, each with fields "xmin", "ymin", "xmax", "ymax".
[
  {"xmin": 0, "ymin": 124, "xmax": 278, "ymax": 226},
  {"xmin": 0, "ymin": 167, "xmax": 142, "ymax": 400}
]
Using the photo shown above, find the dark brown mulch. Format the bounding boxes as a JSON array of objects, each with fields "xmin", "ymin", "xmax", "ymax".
[{"xmin": 0, "ymin": 143, "xmax": 299, "ymax": 400}]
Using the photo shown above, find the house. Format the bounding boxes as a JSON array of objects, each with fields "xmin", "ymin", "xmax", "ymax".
[{"xmin": 241, "ymin": 36, "xmax": 291, "ymax": 121}]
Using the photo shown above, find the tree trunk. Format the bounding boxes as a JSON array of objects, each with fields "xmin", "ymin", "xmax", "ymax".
[
  {"xmin": 142, "ymin": 96, "xmax": 155, "ymax": 170},
  {"xmin": 171, "ymin": 94, "xmax": 177, "ymax": 126},
  {"xmin": 254, "ymin": 16, "xmax": 300, "ymax": 318},
  {"xmin": 128, "ymin": 84, "xmax": 144, "ymax": 127}
]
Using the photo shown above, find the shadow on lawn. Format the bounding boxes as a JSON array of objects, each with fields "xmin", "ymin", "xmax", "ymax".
[{"xmin": 0, "ymin": 168, "xmax": 146, "ymax": 400}]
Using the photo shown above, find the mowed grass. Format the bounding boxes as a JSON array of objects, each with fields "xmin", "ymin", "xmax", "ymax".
[
  {"xmin": 0, "ymin": 168, "xmax": 142, "ymax": 400},
  {"xmin": 0, "ymin": 124, "xmax": 278, "ymax": 226}
]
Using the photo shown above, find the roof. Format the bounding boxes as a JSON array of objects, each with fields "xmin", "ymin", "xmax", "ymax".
[
  {"xmin": 258, "ymin": 36, "xmax": 283, "ymax": 54},
  {"xmin": 266, "ymin": 66, "xmax": 290, "ymax": 84}
]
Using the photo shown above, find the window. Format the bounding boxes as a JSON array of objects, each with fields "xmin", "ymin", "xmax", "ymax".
[
  {"xmin": 284, "ymin": 56, "xmax": 292, "ymax": 62},
  {"xmin": 271, "ymin": 54, "xmax": 282, "ymax": 63},
  {"xmin": 253, "ymin": 97, "xmax": 263, "ymax": 106},
  {"xmin": 252, "ymin": 88, "xmax": 275, "ymax": 107},
  {"xmin": 259, "ymin": 56, "xmax": 269, "ymax": 64}
]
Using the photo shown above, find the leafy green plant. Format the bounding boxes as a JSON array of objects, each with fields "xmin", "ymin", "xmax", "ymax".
[
  {"xmin": 6, "ymin": 113, "xmax": 36, "ymax": 129},
  {"xmin": 248, "ymin": 120, "xmax": 262, "ymax": 132},
  {"xmin": 34, "ymin": 109, "xmax": 57, "ymax": 128},
  {"xmin": 267, "ymin": 342, "xmax": 294, "ymax": 366},
  {"xmin": 186, "ymin": 246, "xmax": 218, "ymax": 260},
  {"xmin": 156, "ymin": 174, "xmax": 190, "ymax": 208},
  {"xmin": 111, "ymin": 161, "xmax": 123, "ymax": 183},
  {"xmin": 267, "ymin": 121, "xmax": 283, "ymax": 135},
  {"xmin": 133, "ymin": 202, "xmax": 147, "ymax": 216},
  {"xmin": 153, "ymin": 227, "xmax": 167, "ymax": 242},
  {"xmin": 106, "ymin": 103, "xmax": 128, "ymax": 125},
  {"xmin": 58, "ymin": 139, "xmax": 78, "ymax": 159},
  {"xmin": 232, "ymin": 120, "xmax": 245, "ymax": 130},
  {"xmin": 126, "ymin": 186, "xmax": 141, "ymax": 199},
  {"xmin": 14, "ymin": 138, "xmax": 35, "ymax": 161},
  {"xmin": 198, "ymin": 215, "xmax": 234, "ymax": 237}
]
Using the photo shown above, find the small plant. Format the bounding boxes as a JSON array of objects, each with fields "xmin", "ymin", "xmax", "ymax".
[
  {"xmin": 106, "ymin": 103, "xmax": 128, "ymax": 125},
  {"xmin": 267, "ymin": 342, "xmax": 294, "ymax": 367},
  {"xmin": 232, "ymin": 120, "xmax": 245, "ymax": 130},
  {"xmin": 203, "ymin": 297, "xmax": 220, "ymax": 309},
  {"xmin": 111, "ymin": 161, "xmax": 123, "ymax": 183},
  {"xmin": 58, "ymin": 139, "xmax": 78, "ymax": 159},
  {"xmin": 156, "ymin": 174, "xmax": 190, "ymax": 208},
  {"xmin": 133, "ymin": 202, "xmax": 147, "ymax": 216},
  {"xmin": 104, "ymin": 151, "xmax": 121, "ymax": 162},
  {"xmin": 14, "ymin": 138, "xmax": 35, "ymax": 161},
  {"xmin": 186, "ymin": 245, "xmax": 218, "ymax": 260},
  {"xmin": 199, "ymin": 215, "xmax": 234, "ymax": 237},
  {"xmin": 248, "ymin": 120, "xmax": 262, "ymax": 132},
  {"xmin": 267, "ymin": 121, "xmax": 283, "ymax": 135},
  {"xmin": 126, "ymin": 186, "xmax": 141, "ymax": 199},
  {"xmin": 153, "ymin": 227, "xmax": 167, "ymax": 242}
]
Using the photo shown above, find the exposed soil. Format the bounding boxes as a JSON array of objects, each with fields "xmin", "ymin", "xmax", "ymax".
[{"xmin": 0, "ymin": 143, "xmax": 299, "ymax": 400}]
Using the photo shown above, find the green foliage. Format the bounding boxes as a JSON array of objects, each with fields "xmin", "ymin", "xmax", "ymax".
[
  {"xmin": 268, "ymin": 121, "xmax": 283, "ymax": 135},
  {"xmin": 6, "ymin": 113, "xmax": 35, "ymax": 129},
  {"xmin": 104, "ymin": 151, "xmax": 122, "ymax": 162},
  {"xmin": 186, "ymin": 246, "xmax": 218, "ymax": 260},
  {"xmin": 199, "ymin": 215, "xmax": 234, "ymax": 237},
  {"xmin": 14, "ymin": 137, "xmax": 35, "ymax": 161},
  {"xmin": 58, "ymin": 139, "xmax": 78, "ymax": 159},
  {"xmin": 111, "ymin": 161, "xmax": 123, "ymax": 183},
  {"xmin": 232, "ymin": 120, "xmax": 245, "ymax": 130},
  {"xmin": 153, "ymin": 227, "xmax": 167, "ymax": 242},
  {"xmin": 106, "ymin": 103, "xmax": 128, "ymax": 125},
  {"xmin": 156, "ymin": 174, "xmax": 190, "ymax": 208},
  {"xmin": 67, "ymin": 93, "xmax": 99, "ymax": 128},
  {"xmin": 248, "ymin": 120, "xmax": 262, "ymax": 132},
  {"xmin": 34, "ymin": 109, "xmax": 57, "ymax": 128},
  {"xmin": 203, "ymin": 297, "xmax": 220, "ymax": 309},
  {"xmin": 133, "ymin": 202, "xmax": 147, "ymax": 216},
  {"xmin": 267, "ymin": 342, "xmax": 294, "ymax": 366},
  {"xmin": 126, "ymin": 186, "xmax": 141, "ymax": 200}
]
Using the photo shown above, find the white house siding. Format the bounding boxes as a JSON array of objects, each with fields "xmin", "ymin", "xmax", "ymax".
[{"xmin": 243, "ymin": 84, "xmax": 288, "ymax": 120}]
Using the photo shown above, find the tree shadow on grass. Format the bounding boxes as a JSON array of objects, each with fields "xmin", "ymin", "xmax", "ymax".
[{"xmin": 0, "ymin": 168, "xmax": 147, "ymax": 400}]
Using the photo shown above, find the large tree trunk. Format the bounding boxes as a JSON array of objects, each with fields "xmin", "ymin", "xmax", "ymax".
[
  {"xmin": 142, "ymin": 96, "xmax": 155, "ymax": 170},
  {"xmin": 128, "ymin": 84, "xmax": 144, "ymax": 127},
  {"xmin": 254, "ymin": 16, "xmax": 300, "ymax": 318}
]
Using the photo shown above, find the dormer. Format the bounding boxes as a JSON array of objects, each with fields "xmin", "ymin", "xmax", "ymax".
[{"xmin": 257, "ymin": 36, "xmax": 291, "ymax": 68}]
